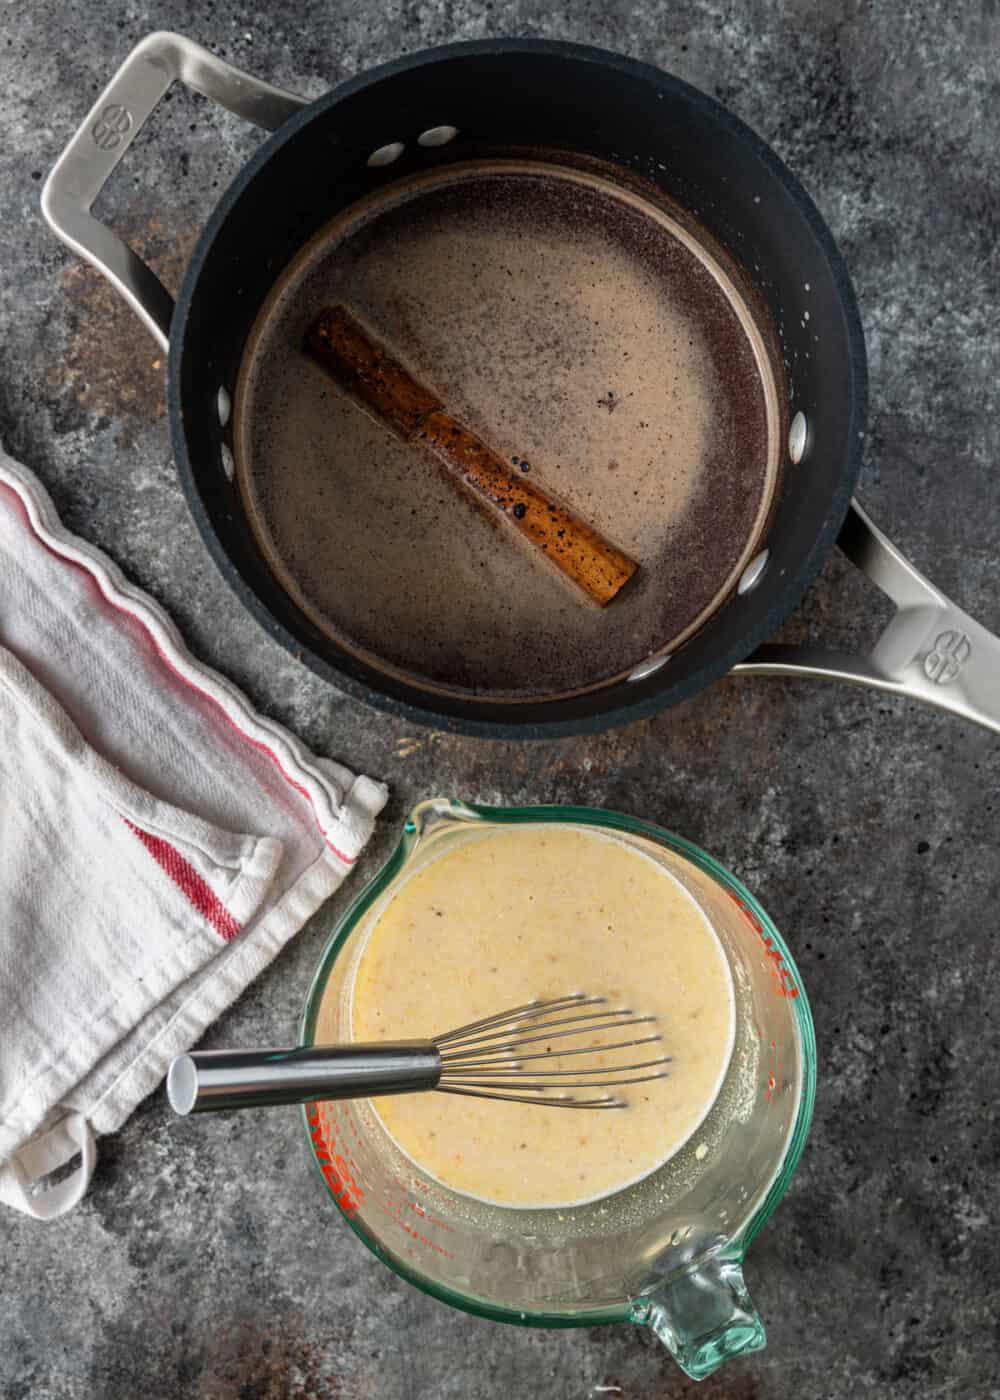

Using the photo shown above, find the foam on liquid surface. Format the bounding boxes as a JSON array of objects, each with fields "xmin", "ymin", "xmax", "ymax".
[{"xmin": 236, "ymin": 161, "xmax": 777, "ymax": 697}]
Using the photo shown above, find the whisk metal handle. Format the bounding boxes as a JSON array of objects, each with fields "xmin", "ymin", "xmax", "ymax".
[{"xmin": 167, "ymin": 1042, "xmax": 442, "ymax": 1115}]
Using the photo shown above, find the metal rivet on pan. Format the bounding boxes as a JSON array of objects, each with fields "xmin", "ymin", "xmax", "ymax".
[
  {"xmin": 628, "ymin": 653, "xmax": 671, "ymax": 683},
  {"xmin": 738, "ymin": 550, "xmax": 769, "ymax": 595},
  {"xmin": 217, "ymin": 386, "xmax": 231, "ymax": 428},
  {"xmin": 417, "ymin": 125, "xmax": 459, "ymax": 147},
  {"xmin": 221, "ymin": 443, "xmax": 235, "ymax": 481},
  {"xmin": 789, "ymin": 411, "xmax": 808, "ymax": 464},
  {"xmin": 367, "ymin": 142, "xmax": 405, "ymax": 168}
]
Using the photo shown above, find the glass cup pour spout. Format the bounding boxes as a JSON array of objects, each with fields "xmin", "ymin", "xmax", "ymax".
[{"xmin": 300, "ymin": 799, "xmax": 815, "ymax": 1382}]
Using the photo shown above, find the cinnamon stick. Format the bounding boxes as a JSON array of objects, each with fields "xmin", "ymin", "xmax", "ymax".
[
  {"xmin": 306, "ymin": 305, "xmax": 442, "ymax": 438},
  {"xmin": 306, "ymin": 306, "xmax": 639, "ymax": 606}
]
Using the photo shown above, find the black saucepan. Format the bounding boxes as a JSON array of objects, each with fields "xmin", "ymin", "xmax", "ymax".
[{"xmin": 43, "ymin": 32, "xmax": 1000, "ymax": 737}]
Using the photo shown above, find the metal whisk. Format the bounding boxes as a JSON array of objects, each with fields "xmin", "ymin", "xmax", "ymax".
[{"xmin": 167, "ymin": 994, "xmax": 670, "ymax": 1116}]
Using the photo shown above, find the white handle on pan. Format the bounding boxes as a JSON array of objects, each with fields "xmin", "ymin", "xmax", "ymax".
[
  {"xmin": 41, "ymin": 31, "xmax": 308, "ymax": 351},
  {"xmin": 736, "ymin": 499, "xmax": 1000, "ymax": 734}
]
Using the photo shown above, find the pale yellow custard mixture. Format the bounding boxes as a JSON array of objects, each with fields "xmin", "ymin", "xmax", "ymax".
[{"xmin": 350, "ymin": 827, "xmax": 735, "ymax": 1208}]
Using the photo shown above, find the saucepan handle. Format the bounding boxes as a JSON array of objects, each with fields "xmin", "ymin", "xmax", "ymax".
[
  {"xmin": 735, "ymin": 499, "xmax": 1000, "ymax": 735},
  {"xmin": 40, "ymin": 30, "xmax": 308, "ymax": 351}
]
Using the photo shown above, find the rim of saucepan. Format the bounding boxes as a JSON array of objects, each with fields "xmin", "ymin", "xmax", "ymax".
[
  {"xmin": 298, "ymin": 799, "xmax": 817, "ymax": 1328},
  {"xmin": 168, "ymin": 39, "xmax": 868, "ymax": 739}
]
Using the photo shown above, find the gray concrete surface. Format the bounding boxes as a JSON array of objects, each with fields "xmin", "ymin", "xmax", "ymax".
[{"xmin": 2, "ymin": 2, "xmax": 999, "ymax": 1397}]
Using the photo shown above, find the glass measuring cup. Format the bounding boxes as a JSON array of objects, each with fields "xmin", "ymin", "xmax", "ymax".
[{"xmin": 300, "ymin": 799, "xmax": 815, "ymax": 1381}]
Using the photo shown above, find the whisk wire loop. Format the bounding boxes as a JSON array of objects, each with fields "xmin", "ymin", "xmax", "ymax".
[{"xmin": 432, "ymin": 994, "xmax": 670, "ymax": 1109}]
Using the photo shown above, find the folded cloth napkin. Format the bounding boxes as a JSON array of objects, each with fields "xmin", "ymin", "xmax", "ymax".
[{"xmin": 0, "ymin": 449, "xmax": 387, "ymax": 1219}]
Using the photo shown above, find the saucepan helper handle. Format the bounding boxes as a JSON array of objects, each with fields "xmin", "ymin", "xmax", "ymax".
[
  {"xmin": 736, "ymin": 498, "xmax": 1000, "ymax": 734},
  {"xmin": 41, "ymin": 30, "xmax": 308, "ymax": 351}
]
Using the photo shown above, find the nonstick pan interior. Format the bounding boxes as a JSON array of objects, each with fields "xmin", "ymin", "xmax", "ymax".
[
  {"xmin": 232, "ymin": 156, "xmax": 782, "ymax": 702},
  {"xmin": 168, "ymin": 41, "xmax": 866, "ymax": 735}
]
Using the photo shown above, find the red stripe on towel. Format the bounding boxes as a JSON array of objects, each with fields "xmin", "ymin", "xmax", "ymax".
[
  {"xmin": 122, "ymin": 818, "xmax": 241, "ymax": 942},
  {"xmin": 0, "ymin": 480, "xmax": 357, "ymax": 866}
]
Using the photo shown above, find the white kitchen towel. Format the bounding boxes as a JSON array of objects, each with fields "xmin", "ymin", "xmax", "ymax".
[{"xmin": 0, "ymin": 449, "xmax": 387, "ymax": 1219}]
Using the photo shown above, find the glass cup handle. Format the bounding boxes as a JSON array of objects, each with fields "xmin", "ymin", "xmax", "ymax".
[
  {"xmin": 632, "ymin": 1248, "xmax": 766, "ymax": 1381},
  {"xmin": 40, "ymin": 30, "xmax": 308, "ymax": 350},
  {"xmin": 736, "ymin": 498, "xmax": 1000, "ymax": 734}
]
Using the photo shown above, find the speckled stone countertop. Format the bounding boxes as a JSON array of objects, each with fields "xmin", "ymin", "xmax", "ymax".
[{"xmin": 1, "ymin": 3, "xmax": 998, "ymax": 1397}]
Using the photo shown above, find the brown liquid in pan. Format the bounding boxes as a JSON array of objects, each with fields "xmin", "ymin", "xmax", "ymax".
[{"xmin": 234, "ymin": 160, "xmax": 780, "ymax": 699}]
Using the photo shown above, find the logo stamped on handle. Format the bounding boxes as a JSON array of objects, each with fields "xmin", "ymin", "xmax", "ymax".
[
  {"xmin": 92, "ymin": 103, "xmax": 133, "ymax": 151},
  {"xmin": 923, "ymin": 630, "xmax": 971, "ymax": 685}
]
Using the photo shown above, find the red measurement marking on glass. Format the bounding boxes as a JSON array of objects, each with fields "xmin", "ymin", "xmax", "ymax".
[
  {"xmin": 306, "ymin": 1101, "xmax": 364, "ymax": 1213},
  {"xmin": 726, "ymin": 891, "xmax": 799, "ymax": 999},
  {"xmin": 308, "ymin": 1103, "xmax": 455, "ymax": 1256},
  {"xmin": 368, "ymin": 1196, "xmax": 454, "ymax": 1258},
  {"xmin": 408, "ymin": 1200, "xmax": 455, "ymax": 1232},
  {"xmin": 333, "ymin": 1103, "xmax": 367, "ymax": 1185}
]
